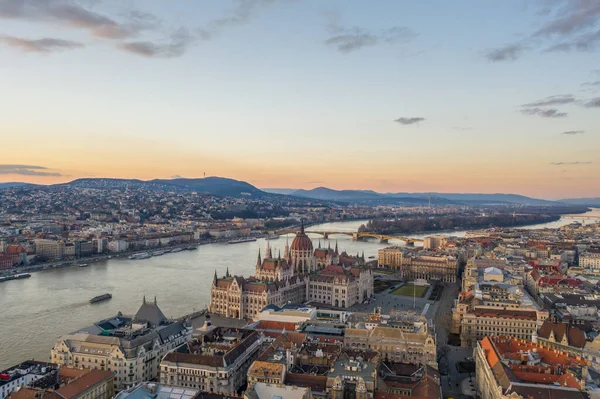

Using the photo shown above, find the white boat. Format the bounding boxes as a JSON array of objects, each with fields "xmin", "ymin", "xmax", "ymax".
[
  {"xmin": 129, "ymin": 252, "xmax": 151, "ymax": 260},
  {"xmin": 170, "ymin": 248, "xmax": 183, "ymax": 253},
  {"xmin": 228, "ymin": 237, "xmax": 257, "ymax": 244}
]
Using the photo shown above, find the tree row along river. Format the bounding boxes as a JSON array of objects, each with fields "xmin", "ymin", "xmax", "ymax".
[{"xmin": 1, "ymin": 209, "xmax": 598, "ymax": 368}]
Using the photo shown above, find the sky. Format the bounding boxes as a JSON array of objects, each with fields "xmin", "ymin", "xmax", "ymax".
[{"xmin": 0, "ymin": 0, "xmax": 598, "ymax": 199}]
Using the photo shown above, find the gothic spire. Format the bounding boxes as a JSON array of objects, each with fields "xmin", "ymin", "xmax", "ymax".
[
  {"xmin": 266, "ymin": 240, "xmax": 272, "ymax": 258},
  {"xmin": 335, "ymin": 240, "xmax": 338, "ymax": 255},
  {"xmin": 213, "ymin": 269, "xmax": 218, "ymax": 284},
  {"xmin": 257, "ymin": 248, "xmax": 262, "ymax": 267},
  {"xmin": 318, "ymin": 239, "xmax": 321, "ymax": 248},
  {"xmin": 300, "ymin": 219, "xmax": 304, "ymax": 234},
  {"xmin": 226, "ymin": 267, "xmax": 230, "ymax": 278}
]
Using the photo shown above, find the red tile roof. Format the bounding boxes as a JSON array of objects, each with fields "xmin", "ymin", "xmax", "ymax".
[
  {"xmin": 254, "ymin": 320, "xmax": 297, "ymax": 331},
  {"xmin": 56, "ymin": 369, "xmax": 114, "ymax": 399}
]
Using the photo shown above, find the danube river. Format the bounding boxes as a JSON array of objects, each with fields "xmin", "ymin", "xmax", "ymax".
[{"xmin": 1, "ymin": 210, "xmax": 598, "ymax": 368}]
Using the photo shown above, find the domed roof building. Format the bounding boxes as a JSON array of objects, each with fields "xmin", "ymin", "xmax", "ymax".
[
  {"xmin": 290, "ymin": 223, "xmax": 313, "ymax": 252},
  {"xmin": 285, "ymin": 221, "xmax": 317, "ymax": 274},
  {"xmin": 209, "ymin": 220, "xmax": 373, "ymax": 320}
]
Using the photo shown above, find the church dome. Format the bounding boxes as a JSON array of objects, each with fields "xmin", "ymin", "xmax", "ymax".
[{"xmin": 291, "ymin": 222, "xmax": 313, "ymax": 252}]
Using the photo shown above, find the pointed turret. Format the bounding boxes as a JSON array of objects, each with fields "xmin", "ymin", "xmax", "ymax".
[
  {"xmin": 143, "ymin": 295, "xmax": 146, "ymax": 304},
  {"xmin": 266, "ymin": 240, "xmax": 272, "ymax": 259},
  {"xmin": 213, "ymin": 269, "xmax": 218, "ymax": 285},
  {"xmin": 226, "ymin": 267, "xmax": 230, "ymax": 278},
  {"xmin": 257, "ymin": 249, "xmax": 262, "ymax": 267},
  {"xmin": 300, "ymin": 219, "xmax": 305, "ymax": 234},
  {"xmin": 278, "ymin": 249, "xmax": 281, "ymax": 259},
  {"xmin": 284, "ymin": 235, "xmax": 290, "ymax": 259},
  {"xmin": 335, "ymin": 240, "xmax": 339, "ymax": 255},
  {"xmin": 318, "ymin": 239, "xmax": 322, "ymax": 249},
  {"xmin": 154, "ymin": 296, "xmax": 157, "ymax": 305}
]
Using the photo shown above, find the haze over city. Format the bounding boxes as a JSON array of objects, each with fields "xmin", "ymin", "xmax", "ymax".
[
  {"xmin": 5, "ymin": 3, "xmax": 600, "ymax": 399},
  {"xmin": 1, "ymin": 0, "xmax": 599, "ymax": 198}
]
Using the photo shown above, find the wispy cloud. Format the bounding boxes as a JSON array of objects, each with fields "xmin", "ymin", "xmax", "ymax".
[
  {"xmin": 522, "ymin": 94, "xmax": 576, "ymax": 107},
  {"xmin": 325, "ymin": 28, "xmax": 377, "ymax": 53},
  {"xmin": 0, "ymin": 0, "xmax": 195, "ymax": 58},
  {"xmin": 394, "ymin": 117, "xmax": 425, "ymax": 125},
  {"xmin": 197, "ymin": 0, "xmax": 281, "ymax": 40},
  {"xmin": 583, "ymin": 97, "xmax": 600, "ymax": 108},
  {"xmin": 0, "ymin": 0, "xmax": 147, "ymax": 39},
  {"xmin": 581, "ymin": 80, "xmax": 600, "ymax": 92},
  {"xmin": 562, "ymin": 130, "xmax": 585, "ymax": 135},
  {"xmin": 519, "ymin": 94, "xmax": 575, "ymax": 118},
  {"xmin": 550, "ymin": 161, "xmax": 592, "ymax": 166},
  {"xmin": 0, "ymin": 164, "xmax": 62, "ymax": 176},
  {"xmin": 520, "ymin": 108, "xmax": 568, "ymax": 118},
  {"xmin": 119, "ymin": 28, "xmax": 194, "ymax": 58},
  {"xmin": 484, "ymin": 1, "xmax": 600, "ymax": 60},
  {"xmin": 0, "ymin": 35, "xmax": 83, "ymax": 52},
  {"xmin": 533, "ymin": 1, "xmax": 600, "ymax": 37},
  {"xmin": 325, "ymin": 25, "xmax": 416, "ymax": 53},
  {"xmin": 544, "ymin": 28, "xmax": 600, "ymax": 52},
  {"xmin": 485, "ymin": 44, "xmax": 526, "ymax": 62}
]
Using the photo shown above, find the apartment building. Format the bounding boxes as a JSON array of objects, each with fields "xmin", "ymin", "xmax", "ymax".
[
  {"xmin": 159, "ymin": 328, "xmax": 262, "ymax": 394},
  {"xmin": 34, "ymin": 239, "xmax": 64, "ymax": 260},
  {"xmin": 51, "ymin": 298, "xmax": 191, "ymax": 389}
]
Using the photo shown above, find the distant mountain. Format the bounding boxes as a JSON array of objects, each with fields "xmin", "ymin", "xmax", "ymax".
[
  {"xmin": 293, "ymin": 187, "xmax": 382, "ymax": 201},
  {"xmin": 61, "ymin": 177, "xmax": 271, "ymax": 198},
  {"xmin": 0, "ymin": 182, "xmax": 37, "ymax": 189},
  {"xmin": 262, "ymin": 188, "xmax": 299, "ymax": 195},
  {"xmin": 290, "ymin": 187, "xmax": 450, "ymax": 205},
  {"xmin": 151, "ymin": 177, "xmax": 266, "ymax": 198},
  {"xmin": 561, "ymin": 197, "xmax": 600, "ymax": 206},
  {"xmin": 287, "ymin": 187, "xmax": 557, "ymax": 205},
  {"xmin": 393, "ymin": 192, "xmax": 556, "ymax": 205}
]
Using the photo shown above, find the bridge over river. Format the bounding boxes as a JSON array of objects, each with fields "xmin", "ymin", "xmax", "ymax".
[{"xmin": 277, "ymin": 229, "xmax": 423, "ymax": 244}]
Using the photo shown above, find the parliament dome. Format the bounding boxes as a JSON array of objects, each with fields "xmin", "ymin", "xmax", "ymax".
[{"xmin": 291, "ymin": 222, "xmax": 313, "ymax": 252}]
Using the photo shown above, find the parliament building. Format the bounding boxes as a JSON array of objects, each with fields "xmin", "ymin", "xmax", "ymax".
[{"xmin": 209, "ymin": 224, "xmax": 373, "ymax": 319}]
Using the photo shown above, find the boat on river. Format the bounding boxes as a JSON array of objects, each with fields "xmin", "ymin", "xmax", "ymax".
[
  {"xmin": 90, "ymin": 293, "xmax": 112, "ymax": 303},
  {"xmin": 129, "ymin": 252, "xmax": 151, "ymax": 260},
  {"xmin": 228, "ymin": 237, "xmax": 257, "ymax": 244},
  {"xmin": 0, "ymin": 273, "xmax": 31, "ymax": 283}
]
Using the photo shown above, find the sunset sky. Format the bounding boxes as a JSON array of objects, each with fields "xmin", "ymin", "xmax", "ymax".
[{"xmin": 0, "ymin": 0, "xmax": 598, "ymax": 199}]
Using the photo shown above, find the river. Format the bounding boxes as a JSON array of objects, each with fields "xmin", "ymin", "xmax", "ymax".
[{"xmin": 1, "ymin": 209, "xmax": 598, "ymax": 369}]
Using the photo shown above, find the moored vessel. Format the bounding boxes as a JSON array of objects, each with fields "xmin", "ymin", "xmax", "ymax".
[
  {"xmin": 129, "ymin": 252, "xmax": 151, "ymax": 260},
  {"xmin": 90, "ymin": 293, "xmax": 112, "ymax": 303},
  {"xmin": 228, "ymin": 237, "xmax": 257, "ymax": 244}
]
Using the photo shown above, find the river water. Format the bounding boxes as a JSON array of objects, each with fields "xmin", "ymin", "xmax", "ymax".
[{"xmin": 1, "ymin": 210, "xmax": 598, "ymax": 368}]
